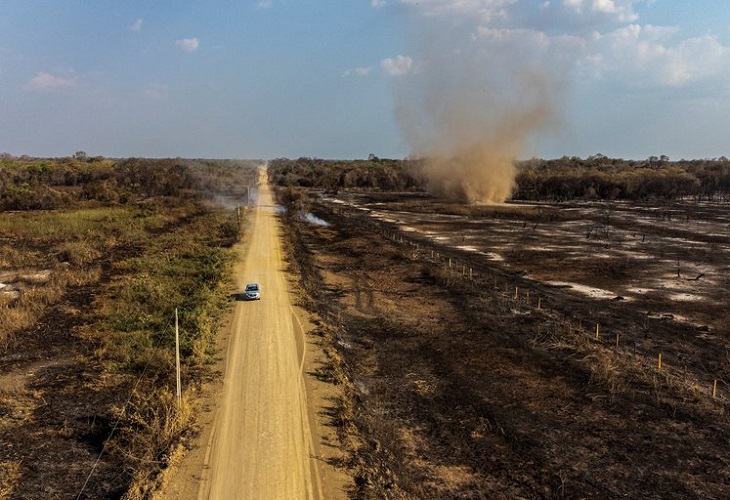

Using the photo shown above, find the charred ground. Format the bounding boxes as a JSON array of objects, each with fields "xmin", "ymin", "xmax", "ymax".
[{"xmin": 275, "ymin": 157, "xmax": 730, "ymax": 499}]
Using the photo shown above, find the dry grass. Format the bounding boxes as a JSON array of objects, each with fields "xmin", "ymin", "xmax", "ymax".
[
  {"xmin": 0, "ymin": 201, "xmax": 241, "ymax": 498},
  {"xmin": 0, "ymin": 460, "xmax": 21, "ymax": 500},
  {"xmin": 0, "ymin": 158, "xmax": 257, "ymax": 499},
  {"xmin": 0, "ymin": 207, "xmax": 150, "ymax": 240},
  {"xmin": 121, "ymin": 390, "xmax": 195, "ymax": 500},
  {"xmin": 0, "ymin": 265, "xmax": 102, "ymax": 350}
]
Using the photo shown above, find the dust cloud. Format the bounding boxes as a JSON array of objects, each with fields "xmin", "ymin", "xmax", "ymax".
[{"xmin": 396, "ymin": 10, "xmax": 564, "ymax": 204}]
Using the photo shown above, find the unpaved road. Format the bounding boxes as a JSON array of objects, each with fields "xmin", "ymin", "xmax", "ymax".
[
  {"xmin": 163, "ymin": 173, "xmax": 337, "ymax": 499},
  {"xmin": 202, "ymin": 178, "xmax": 322, "ymax": 499}
]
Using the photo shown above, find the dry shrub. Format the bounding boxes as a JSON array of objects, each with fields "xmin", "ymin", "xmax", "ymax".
[
  {"xmin": 0, "ymin": 460, "xmax": 21, "ymax": 500},
  {"xmin": 0, "ymin": 245, "xmax": 39, "ymax": 268},
  {"xmin": 64, "ymin": 265, "xmax": 102, "ymax": 286},
  {"xmin": 121, "ymin": 389, "xmax": 194, "ymax": 500},
  {"xmin": 584, "ymin": 351, "xmax": 628, "ymax": 396},
  {"xmin": 56, "ymin": 240, "xmax": 103, "ymax": 266},
  {"xmin": 0, "ymin": 265, "xmax": 101, "ymax": 352},
  {"xmin": 0, "ymin": 308, "xmax": 30, "ymax": 350}
]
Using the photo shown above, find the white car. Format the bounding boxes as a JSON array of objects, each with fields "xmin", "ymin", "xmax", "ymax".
[{"xmin": 244, "ymin": 283, "xmax": 261, "ymax": 300}]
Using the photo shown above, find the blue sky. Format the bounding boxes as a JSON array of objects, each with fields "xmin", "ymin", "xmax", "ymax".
[{"xmin": 1, "ymin": 0, "xmax": 730, "ymax": 160}]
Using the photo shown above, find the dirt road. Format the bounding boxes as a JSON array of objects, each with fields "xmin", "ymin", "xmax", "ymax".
[{"xmin": 197, "ymin": 176, "xmax": 322, "ymax": 499}]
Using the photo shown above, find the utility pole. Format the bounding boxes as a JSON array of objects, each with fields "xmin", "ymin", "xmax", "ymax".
[{"xmin": 175, "ymin": 308, "xmax": 181, "ymax": 408}]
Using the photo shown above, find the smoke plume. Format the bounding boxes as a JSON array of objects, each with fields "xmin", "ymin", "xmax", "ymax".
[{"xmin": 395, "ymin": 6, "xmax": 564, "ymax": 203}]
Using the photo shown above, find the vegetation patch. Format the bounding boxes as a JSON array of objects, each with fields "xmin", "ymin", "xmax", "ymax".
[{"xmin": 0, "ymin": 156, "xmax": 257, "ymax": 499}]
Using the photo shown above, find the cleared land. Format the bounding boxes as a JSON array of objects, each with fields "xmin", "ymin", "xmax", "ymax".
[{"xmin": 282, "ymin": 191, "xmax": 730, "ymax": 499}]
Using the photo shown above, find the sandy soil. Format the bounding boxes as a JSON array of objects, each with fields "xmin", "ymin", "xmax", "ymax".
[{"xmin": 159, "ymin": 177, "xmax": 348, "ymax": 499}]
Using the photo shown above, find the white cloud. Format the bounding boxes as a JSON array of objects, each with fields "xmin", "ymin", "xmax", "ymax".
[
  {"xmin": 581, "ymin": 24, "xmax": 730, "ymax": 87},
  {"xmin": 24, "ymin": 72, "xmax": 78, "ymax": 91},
  {"xmin": 381, "ymin": 55, "xmax": 413, "ymax": 76},
  {"xmin": 560, "ymin": 0, "xmax": 638, "ymax": 22},
  {"xmin": 399, "ymin": 0, "xmax": 642, "ymax": 29},
  {"xmin": 399, "ymin": 0, "xmax": 728, "ymax": 90},
  {"xmin": 371, "ymin": 0, "xmax": 387, "ymax": 7},
  {"xmin": 257, "ymin": 0, "xmax": 274, "ymax": 9},
  {"xmin": 398, "ymin": 0, "xmax": 515, "ymax": 22},
  {"xmin": 130, "ymin": 18, "xmax": 143, "ymax": 31},
  {"xmin": 343, "ymin": 67, "xmax": 371, "ymax": 77},
  {"xmin": 176, "ymin": 38, "xmax": 200, "ymax": 53}
]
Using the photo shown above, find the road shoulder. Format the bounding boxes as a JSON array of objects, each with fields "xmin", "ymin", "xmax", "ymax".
[
  {"xmin": 153, "ymin": 243, "xmax": 351, "ymax": 500},
  {"xmin": 292, "ymin": 303, "xmax": 351, "ymax": 500}
]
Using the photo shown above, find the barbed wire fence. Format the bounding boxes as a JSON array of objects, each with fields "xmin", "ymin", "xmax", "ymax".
[{"xmin": 323, "ymin": 202, "xmax": 726, "ymax": 405}]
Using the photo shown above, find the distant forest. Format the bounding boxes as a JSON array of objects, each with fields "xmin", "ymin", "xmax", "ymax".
[
  {"xmin": 3, "ymin": 154, "xmax": 730, "ymax": 210},
  {"xmin": 0, "ymin": 153, "xmax": 258, "ymax": 210},
  {"xmin": 269, "ymin": 155, "xmax": 730, "ymax": 202}
]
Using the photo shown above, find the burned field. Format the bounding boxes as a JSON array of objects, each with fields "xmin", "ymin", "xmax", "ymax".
[
  {"xmin": 0, "ymin": 157, "xmax": 254, "ymax": 499},
  {"xmin": 285, "ymin": 191, "xmax": 730, "ymax": 499}
]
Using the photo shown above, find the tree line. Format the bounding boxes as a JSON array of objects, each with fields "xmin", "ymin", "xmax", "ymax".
[
  {"xmin": 5, "ymin": 154, "xmax": 730, "ymax": 209},
  {"xmin": 268, "ymin": 157, "xmax": 423, "ymax": 193},
  {"xmin": 269, "ymin": 155, "xmax": 730, "ymax": 202},
  {"xmin": 513, "ymin": 155, "xmax": 730, "ymax": 201},
  {"xmin": 0, "ymin": 155, "xmax": 258, "ymax": 210}
]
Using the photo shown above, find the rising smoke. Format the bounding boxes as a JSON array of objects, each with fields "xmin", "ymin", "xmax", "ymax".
[{"xmin": 395, "ymin": 5, "xmax": 565, "ymax": 203}]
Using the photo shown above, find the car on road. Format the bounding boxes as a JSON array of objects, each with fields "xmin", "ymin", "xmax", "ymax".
[{"xmin": 244, "ymin": 283, "xmax": 261, "ymax": 300}]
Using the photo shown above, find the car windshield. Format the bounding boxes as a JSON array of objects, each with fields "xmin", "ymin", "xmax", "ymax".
[{"xmin": 246, "ymin": 284, "xmax": 259, "ymax": 291}]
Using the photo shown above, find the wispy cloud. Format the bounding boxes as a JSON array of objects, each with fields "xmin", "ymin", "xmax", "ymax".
[
  {"xmin": 398, "ymin": 0, "xmax": 514, "ymax": 22},
  {"xmin": 561, "ymin": 0, "xmax": 639, "ymax": 23},
  {"xmin": 343, "ymin": 67, "xmax": 371, "ymax": 77},
  {"xmin": 130, "ymin": 18, "xmax": 143, "ymax": 32},
  {"xmin": 371, "ymin": 0, "xmax": 387, "ymax": 8},
  {"xmin": 176, "ymin": 38, "xmax": 200, "ymax": 53},
  {"xmin": 381, "ymin": 55, "xmax": 413, "ymax": 76},
  {"xmin": 24, "ymin": 72, "xmax": 78, "ymax": 91},
  {"xmin": 398, "ymin": 0, "xmax": 641, "ymax": 26},
  {"xmin": 257, "ymin": 0, "xmax": 274, "ymax": 9},
  {"xmin": 143, "ymin": 83, "xmax": 168, "ymax": 100}
]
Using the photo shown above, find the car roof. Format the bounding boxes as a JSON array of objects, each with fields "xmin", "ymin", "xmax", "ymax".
[{"xmin": 245, "ymin": 283, "xmax": 259, "ymax": 289}]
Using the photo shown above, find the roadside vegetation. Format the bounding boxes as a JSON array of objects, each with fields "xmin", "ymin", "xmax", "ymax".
[{"xmin": 0, "ymin": 155, "xmax": 256, "ymax": 499}]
